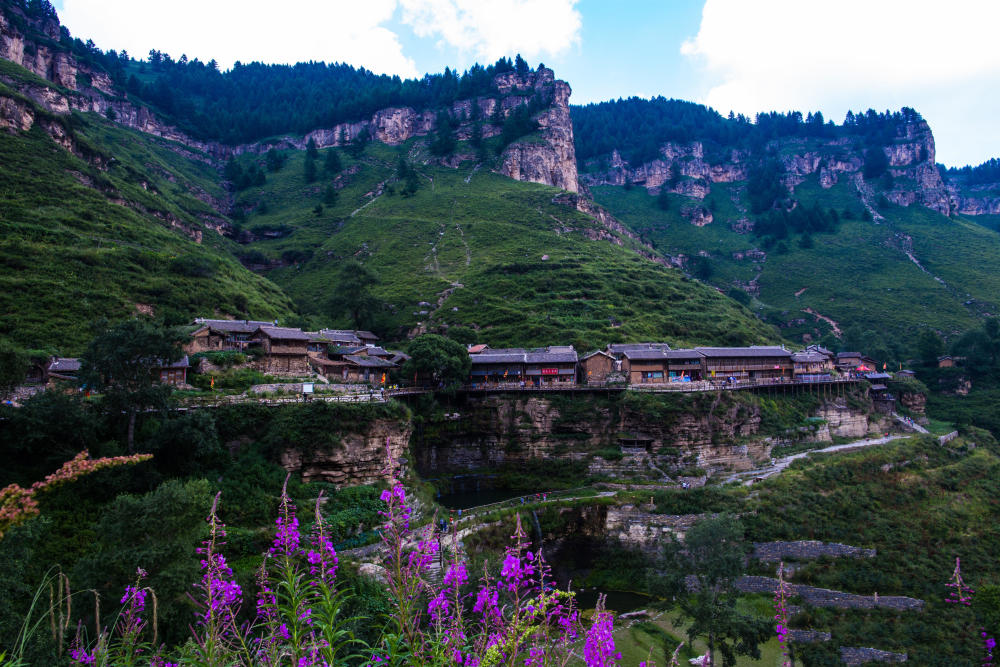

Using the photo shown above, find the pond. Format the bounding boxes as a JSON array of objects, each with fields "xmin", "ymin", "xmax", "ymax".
[{"xmin": 572, "ymin": 588, "xmax": 653, "ymax": 613}]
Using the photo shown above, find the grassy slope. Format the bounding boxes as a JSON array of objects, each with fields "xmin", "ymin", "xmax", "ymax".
[
  {"xmin": 593, "ymin": 177, "xmax": 1000, "ymax": 351},
  {"xmin": 234, "ymin": 141, "xmax": 779, "ymax": 350},
  {"xmin": 0, "ymin": 97, "xmax": 294, "ymax": 353}
]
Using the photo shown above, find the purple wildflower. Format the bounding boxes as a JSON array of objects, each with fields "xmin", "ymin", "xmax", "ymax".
[{"xmin": 584, "ymin": 596, "xmax": 620, "ymax": 667}]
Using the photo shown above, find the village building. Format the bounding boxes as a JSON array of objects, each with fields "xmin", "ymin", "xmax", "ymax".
[
  {"xmin": 695, "ymin": 346, "xmax": 792, "ymax": 383},
  {"xmin": 156, "ymin": 356, "xmax": 190, "ymax": 386},
  {"xmin": 938, "ymin": 355, "xmax": 955, "ymax": 368},
  {"xmin": 186, "ymin": 319, "xmax": 273, "ymax": 354},
  {"xmin": 606, "ymin": 342, "xmax": 671, "ymax": 359},
  {"xmin": 316, "ymin": 329, "xmax": 363, "ymax": 346},
  {"xmin": 579, "ymin": 350, "xmax": 617, "ymax": 384},
  {"xmin": 525, "ymin": 346, "xmax": 578, "ymax": 386},
  {"xmin": 835, "ymin": 351, "xmax": 863, "ymax": 373},
  {"xmin": 355, "ymin": 330, "xmax": 380, "ymax": 345},
  {"xmin": 468, "ymin": 349, "xmax": 528, "ymax": 385},
  {"xmin": 341, "ymin": 354, "xmax": 395, "ymax": 383},
  {"xmin": 791, "ymin": 351, "xmax": 832, "ymax": 378},
  {"xmin": 665, "ymin": 349, "xmax": 704, "ymax": 381},
  {"xmin": 621, "ymin": 348, "xmax": 671, "ymax": 384},
  {"xmin": 896, "ymin": 369, "xmax": 916, "ymax": 378},
  {"xmin": 46, "ymin": 357, "xmax": 81, "ymax": 384},
  {"xmin": 252, "ymin": 326, "xmax": 311, "ymax": 375},
  {"xmin": 467, "ymin": 344, "xmax": 490, "ymax": 355}
]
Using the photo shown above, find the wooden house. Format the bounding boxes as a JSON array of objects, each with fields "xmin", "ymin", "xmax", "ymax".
[
  {"xmin": 525, "ymin": 347, "xmax": 578, "ymax": 386},
  {"xmin": 621, "ymin": 348, "xmax": 671, "ymax": 384},
  {"xmin": 695, "ymin": 346, "xmax": 792, "ymax": 383},
  {"xmin": 665, "ymin": 349, "xmax": 704, "ymax": 381},
  {"xmin": 252, "ymin": 326, "xmax": 311, "ymax": 375},
  {"xmin": 186, "ymin": 319, "xmax": 273, "ymax": 354},
  {"xmin": 835, "ymin": 351, "xmax": 863, "ymax": 373},
  {"xmin": 316, "ymin": 329, "xmax": 363, "ymax": 346},
  {"xmin": 468, "ymin": 349, "xmax": 528, "ymax": 386},
  {"xmin": 467, "ymin": 344, "xmax": 490, "ymax": 355},
  {"xmin": 791, "ymin": 351, "xmax": 831, "ymax": 377},
  {"xmin": 606, "ymin": 342, "xmax": 671, "ymax": 359},
  {"xmin": 938, "ymin": 355, "xmax": 955, "ymax": 368},
  {"xmin": 579, "ymin": 350, "xmax": 617, "ymax": 384},
  {"xmin": 46, "ymin": 357, "xmax": 81, "ymax": 384},
  {"xmin": 342, "ymin": 354, "xmax": 395, "ymax": 384},
  {"xmin": 156, "ymin": 356, "xmax": 190, "ymax": 386},
  {"xmin": 355, "ymin": 330, "xmax": 380, "ymax": 345}
]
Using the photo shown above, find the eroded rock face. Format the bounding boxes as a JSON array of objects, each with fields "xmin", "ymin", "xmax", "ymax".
[
  {"xmin": 899, "ymin": 392, "xmax": 926, "ymax": 415},
  {"xmin": 581, "ymin": 120, "xmax": 952, "ymax": 216},
  {"xmin": 0, "ymin": 4, "xmax": 579, "ymax": 192},
  {"xmin": 280, "ymin": 418, "xmax": 412, "ymax": 487},
  {"xmin": 410, "ymin": 395, "xmax": 875, "ymax": 478}
]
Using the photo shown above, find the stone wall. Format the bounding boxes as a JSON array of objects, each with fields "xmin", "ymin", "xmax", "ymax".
[
  {"xmin": 753, "ymin": 540, "xmax": 876, "ymax": 562},
  {"xmin": 840, "ymin": 647, "xmax": 907, "ymax": 665},
  {"xmin": 733, "ymin": 576, "xmax": 924, "ymax": 611}
]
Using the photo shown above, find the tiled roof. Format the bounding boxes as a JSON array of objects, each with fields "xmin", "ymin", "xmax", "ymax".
[
  {"xmin": 161, "ymin": 356, "xmax": 190, "ymax": 369},
  {"xmin": 471, "ymin": 352, "xmax": 527, "ymax": 364},
  {"xmin": 836, "ymin": 351, "xmax": 862, "ymax": 359},
  {"xmin": 663, "ymin": 349, "xmax": 704, "ymax": 360},
  {"xmin": 259, "ymin": 326, "xmax": 312, "ymax": 341},
  {"xmin": 344, "ymin": 355, "xmax": 396, "ymax": 368},
  {"xmin": 318, "ymin": 329, "xmax": 363, "ymax": 344},
  {"xmin": 467, "ymin": 344, "xmax": 490, "ymax": 354},
  {"xmin": 791, "ymin": 352, "xmax": 828, "ymax": 363},
  {"xmin": 695, "ymin": 346, "xmax": 790, "ymax": 358},
  {"xmin": 607, "ymin": 342, "xmax": 672, "ymax": 354},
  {"xmin": 525, "ymin": 350, "xmax": 578, "ymax": 364},
  {"xmin": 355, "ymin": 330, "xmax": 379, "ymax": 341},
  {"xmin": 195, "ymin": 318, "xmax": 272, "ymax": 333},
  {"xmin": 622, "ymin": 349, "xmax": 671, "ymax": 361},
  {"xmin": 581, "ymin": 350, "xmax": 614, "ymax": 360},
  {"xmin": 364, "ymin": 346, "xmax": 391, "ymax": 356},
  {"xmin": 48, "ymin": 357, "xmax": 81, "ymax": 372}
]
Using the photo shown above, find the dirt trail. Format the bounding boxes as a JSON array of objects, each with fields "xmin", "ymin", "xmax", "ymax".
[{"xmin": 803, "ymin": 307, "xmax": 843, "ymax": 338}]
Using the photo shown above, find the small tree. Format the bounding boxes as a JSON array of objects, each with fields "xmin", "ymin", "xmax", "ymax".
[
  {"xmin": 80, "ymin": 319, "xmax": 183, "ymax": 452},
  {"xmin": 917, "ymin": 329, "xmax": 945, "ymax": 367},
  {"xmin": 323, "ymin": 185, "xmax": 339, "ymax": 207},
  {"xmin": 648, "ymin": 514, "xmax": 771, "ymax": 666},
  {"xmin": 324, "ymin": 149, "xmax": 342, "ymax": 173},
  {"xmin": 327, "ymin": 260, "xmax": 383, "ymax": 330},
  {"xmin": 401, "ymin": 334, "xmax": 471, "ymax": 390},
  {"xmin": 0, "ymin": 339, "xmax": 29, "ymax": 399}
]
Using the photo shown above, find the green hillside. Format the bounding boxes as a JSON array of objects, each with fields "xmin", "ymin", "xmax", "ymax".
[
  {"xmin": 231, "ymin": 141, "xmax": 778, "ymax": 349},
  {"xmin": 0, "ymin": 92, "xmax": 294, "ymax": 353},
  {"xmin": 592, "ymin": 177, "xmax": 1000, "ymax": 360}
]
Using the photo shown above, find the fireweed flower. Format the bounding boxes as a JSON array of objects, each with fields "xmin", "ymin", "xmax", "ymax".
[
  {"xmin": 194, "ymin": 493, "xmax": 243, "ymax": 638},
  {"xmin": 584, "ymin": 595, "xmax": 621, "ymax": 667}
]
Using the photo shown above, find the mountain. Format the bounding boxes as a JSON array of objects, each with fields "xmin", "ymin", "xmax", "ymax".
[
  {"xmin": 0, "ymin": 0, "xmax": 777, "ymax": 353},
  {"xmin": 572, "ymin": 97, "xmax": 1000, "ymax": 362}
]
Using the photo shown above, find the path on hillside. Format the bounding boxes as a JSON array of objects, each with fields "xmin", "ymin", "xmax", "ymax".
[
  {"xmin": 723, "ymin": 434, "xmax": 906, "ymax": 485},
  {"xmin": 803, "ymin": 307, "xmax": 843, "ymax": 337},
  {"xmin": 892, "ymin": 412, "xmax": 929, "ymax": 434}
]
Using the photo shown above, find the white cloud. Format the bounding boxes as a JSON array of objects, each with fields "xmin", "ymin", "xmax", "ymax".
[
  {"xmin": 399, "ymin": 0, "xmax": 581, "ymax": 64},
  {"xmin": 681, "ymin": 0, "xmax": 1000, "ymax": 165},
  {"xmin": 57, "ymin": 0, "xmax": 418, "ymax": 76}
]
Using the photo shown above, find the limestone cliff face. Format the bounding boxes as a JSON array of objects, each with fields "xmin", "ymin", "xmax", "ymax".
[
  {"xmin": 497, "ymin": 69, "xmax": 579, "ymax": 192},
  {"xmin": 410, "ymin": 394, "xmax": 878, "ymax": 478},
  {"xmin": 949, "ymin": 182, "xmax": 1000, "ymax": 216},
  {"xmin": 279, "ymin": 418, "xmax": 412, "ymax": 487},
  {"xmin": 581, "ymin": 119, "xmax": 953, "ymax": 216},
  {"xmin": 0, "ymin": 5, "xmax": 579, "ymax": 192}
]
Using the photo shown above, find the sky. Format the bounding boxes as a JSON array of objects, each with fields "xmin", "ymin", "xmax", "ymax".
[{"xmin": 50, "ymin": 0, "xmax": 1000, "ymax": 167}]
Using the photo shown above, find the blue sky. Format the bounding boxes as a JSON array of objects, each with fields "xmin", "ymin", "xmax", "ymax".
[{"xmin": 50, "ymin": 0, "xmax": 1000, "ymax": 166}]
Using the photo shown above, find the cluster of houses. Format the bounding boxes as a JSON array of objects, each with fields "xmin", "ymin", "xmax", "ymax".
[
  {"xmin": 185, "ymin": 319, "xmax": 409, "ymax": 384},
  {"xmin": 468, "ymin": 343, "xmax": 895, "ymax": 388},
  {"xmin": 26, "ymin": 315, "xmax": 910, "ymax": 394}
]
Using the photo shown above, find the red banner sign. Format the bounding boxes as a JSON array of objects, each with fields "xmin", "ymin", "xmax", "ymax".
[{"xmin": 541, "ymin": 368, "xmax": 559, "ymax": 375}]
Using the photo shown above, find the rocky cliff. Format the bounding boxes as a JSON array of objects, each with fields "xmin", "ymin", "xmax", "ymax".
[
  {"xmin": 411, "ymin": 391, "xmax": 881, "ymax": 478},
  {"xmin": 279, "ymin": 417, "xmax": 412, "ymax": 487},
  {"xmin": 0, "ymin": 4, "xmax": 579, "ymax": 192},
  {"xmin": 581, "ymin": 120, "xmax": 953, "ymax": 217}
]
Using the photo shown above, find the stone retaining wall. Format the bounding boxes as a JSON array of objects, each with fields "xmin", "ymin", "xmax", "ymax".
[
  {"xmin": 788, "ymin": 629, "xmax": 831, "ymax": 643},
  {"xmin": 839, "ymin": 647, "xmax": 907, "ymax": 664},
  {"xmin": 734, "ymin": 576, "xmax": 924, "ymax": 611},
  {"xmin": 753, "ymin": 540, "xmax": 876, "ymax": 562}
]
